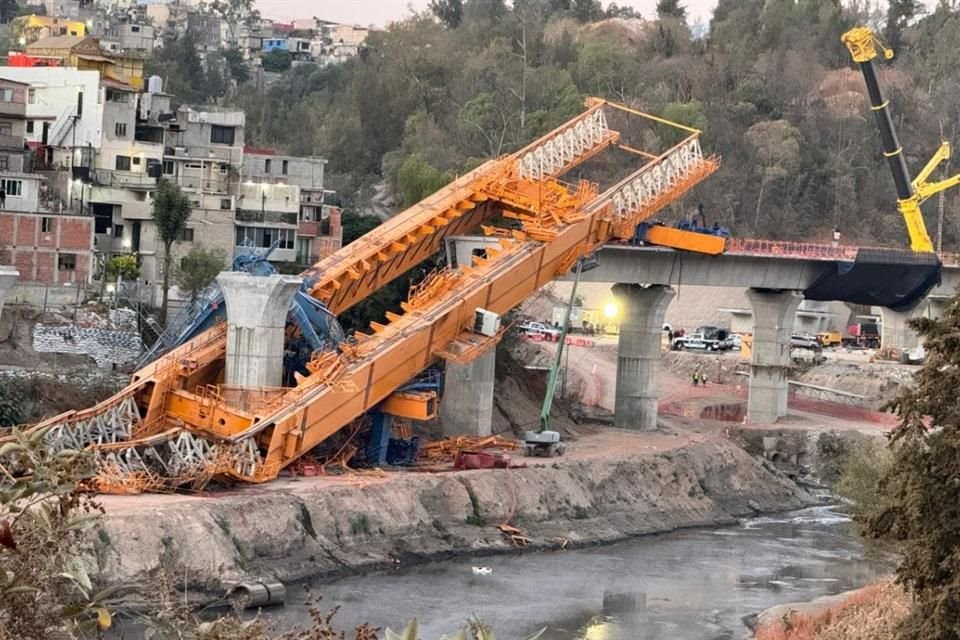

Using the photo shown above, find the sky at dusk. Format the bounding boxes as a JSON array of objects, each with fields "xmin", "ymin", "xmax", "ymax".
[{"xmin": 255, "ymin": 0, "xmax": 944, "ymax": 28}]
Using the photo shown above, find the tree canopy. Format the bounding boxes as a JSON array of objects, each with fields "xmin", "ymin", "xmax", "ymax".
[{"xmin": 223, "ymin": 1, "xmax": 960, "ymax": 251}]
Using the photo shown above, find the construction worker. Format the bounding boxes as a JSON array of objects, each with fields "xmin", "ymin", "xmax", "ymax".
[
  {"xmin": 702, "ymin": 372, "xmax": 709, "ymax": 385},
  {"xmin": 692, "ymin": 370, "xmax": 700, "ymax": 386}
]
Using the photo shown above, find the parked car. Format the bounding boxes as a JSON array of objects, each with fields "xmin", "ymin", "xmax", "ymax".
[
  {"xmin": 722, "ymin": 333, "xmax": 743, "ymax": 351},
  {"xmin": 519, "ymin": 321, "xmax": 562, "ymax": 340},
  {"xmin": 673, "ymin": 332, "xmax": 724, "ymax": 351},
  {"xmin": 790, "ymin": 334, "xmax": 821, "ymax": 350}
]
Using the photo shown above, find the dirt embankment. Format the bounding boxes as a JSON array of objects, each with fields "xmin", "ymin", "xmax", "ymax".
[
  {"xmin": 754, "ymin": 581, "xmax": 908, "ymax": 639},
  {"xmin": 794, "ymin": 362, "xmax": 915, "ymax": 410},
  {"xmin": 90, "ymin": 435, "xmax": 814, "ymax": 601}
]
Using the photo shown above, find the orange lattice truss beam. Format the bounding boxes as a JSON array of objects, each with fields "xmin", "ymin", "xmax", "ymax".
[{"xmin": 18, "ymin": 99, "xmax": 719, "ymax": 492}]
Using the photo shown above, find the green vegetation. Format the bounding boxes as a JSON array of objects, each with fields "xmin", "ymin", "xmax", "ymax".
[
  {"xmin": 261, "ymin": 49, "xmax": 292, "ymax": 72},
  {"xmin": 175, "ymin": 246, "xmax": 228, "ymax": 301},
  {"xmin": 350, "ymin": 513, "xmax": 371, "ymax": 535},
  {"xmin": 219, "ymin": 0, "xmax": 960, "ymax": 251},
  {"xmin": 851, "ymin": 295, "xmax": 960, "ymax": 639},
  {"xmin": 151, "ymin": 179, "xmax": 192, "ymax": 325},
  {"xmin": 106, "ymin": 254, "xmax": 140, "ymax": 281}
]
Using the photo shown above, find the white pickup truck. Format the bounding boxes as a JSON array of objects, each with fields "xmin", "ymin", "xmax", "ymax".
[
  {"xmin": 672, "ymin": 332, "xmax": 724, "ymax": 351},
  {"xmin": 519, "ymin": 321, "xmax": 562, "ymax": 340}
]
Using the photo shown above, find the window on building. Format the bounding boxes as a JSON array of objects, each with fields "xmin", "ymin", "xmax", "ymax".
[
  {"xmin": 115, "ymin": 155, "xmax": 131, "ymax": 171},
  {"xmin": 0, "ymin": 122, "xmax": 10, "ymax": 136},
  {"xmin": 24, "ymin": 121, "xmax": 33, "ymax": 134},
  {"xmin": 0, "ymin": 88, "xmax": 12, "ymax": 102},
  {"xmin": 27, "ymin": 89, "xmax": 36, "ymax": 105},
  {"xmin": 162, "ymin": 160, "xmax": 174, "ymax": 175},
  {"xmin": 58, "ymin": 254, "xmax": 76, "ymax": 271},
  {"xmin": 178, "ymin": 228, "xmax": 194, "ymax": 242},
  {"xmin": 132, "ymin": 156, "xmax": 141, "ymax": 166},
  {"xmin": 3, "ymin": 179, "xmax": 22, "ymax": 196},
  {"xmin": 282, "ymin": 159, "xmax": 288, "ymax": 175},
  {"xmin": 131, "ymin": 25, "xmax": 140, "ymax": 32},
  {"xmin": 0, "ymin": 155, "xmax": 8, "ymax": 171},
  {"xmin": 114, "ymin": 122, "xmax": 127, "ymax": 137},
  {"xmin": 76, "ymin": 91, "xmax": 83, "ymax": 116},
  {"xmin": 41, "ymin": 217, "xmax": 52, "ymax": 233},
  {"xmin": 264, "ymin": 158, "xmax": 271, "ymax": 174},
  {"xmin": 235, "ymin": 226, "xmax": 295, "ymax": 250},
  {"xmin": 114, "ymin": 224, "xmax": 123, "ymax": 238},
  {"xmin": 105, "ymin": 88, "xmax": 129, "ymax": 103},
  {"xmin": 219, "ymin": 164, "xmax": 228, "ymax": 175},
  {"xmin": 210, "ymin": 125, "xmax": 236, "ymax": 145},
  {"xmin": 220, "ymin": 198, "xmax": 231, "ymax": 210}
]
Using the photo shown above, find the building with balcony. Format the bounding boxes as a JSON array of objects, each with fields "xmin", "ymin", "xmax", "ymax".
[
  {"xmin": 0, "ymin": 78, "xmax": 33, "ymax": 174},
  {"xmin": 241, "ymin": 149, "xmax": 342, "ymax": 264},
  {"xmin": 234, "ymin": 182, "xmax": 299, "ymax": 262}
]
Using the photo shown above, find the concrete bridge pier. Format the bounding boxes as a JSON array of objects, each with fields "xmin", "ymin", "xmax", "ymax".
[
  {"xmin": 0, "ymin": 266, "xmax": 18, "ymax": 323},
  {"xmin": 611, "ymin": 283, "xmax": 675, "ymax": 430},
  {"xmin": 747, "ymin": 289, "xmax": 802, "ymax": 424},
  {"xmin": 881, "ymin": 302, "xmax": 936, "ymax": 353},
  {"xmin": 217, "ymin": 272, "xmax": 302, "ymax": 388},
  {"xmin": 440, "ymin": 350, "xmax": 496, "ymax": 437}
]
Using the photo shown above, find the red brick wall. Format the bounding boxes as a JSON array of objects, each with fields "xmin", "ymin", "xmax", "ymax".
[
  {"xmin": 15, "ymin": 215, "xmax": 35, "ymax": 246},
  {"xmin": 0, "ymin": 212, "xmax": 93, "ymax": 285},
  {"xmin": 35, "ymin": 251, "xmax": 54, "ymax": 283},
  {"xmin": 60, "ymin": 217, "xmax": 92, "ymax": 250}
]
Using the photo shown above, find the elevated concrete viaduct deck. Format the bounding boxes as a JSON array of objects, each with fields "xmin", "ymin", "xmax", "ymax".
[
  {"xmin": 569, "ymin": 244, "xmax": 958, "ymax": 425},
  {"xmin": 447, "ymin": 235, "xmax": 958, "ymax": 432}
]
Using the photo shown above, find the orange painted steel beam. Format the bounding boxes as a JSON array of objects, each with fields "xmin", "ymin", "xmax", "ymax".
[{"xmin": 24, "ymin": 98, "xmax": 715, "ymax": 492}]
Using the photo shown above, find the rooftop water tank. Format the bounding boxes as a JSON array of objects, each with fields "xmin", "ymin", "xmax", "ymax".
[{"xmin": 147, "ymin": 75, "xmax": 162, "ymax": 94}]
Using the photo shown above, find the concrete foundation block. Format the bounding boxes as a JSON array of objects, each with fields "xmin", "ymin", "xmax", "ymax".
[
  {"xmin": 747, "ymin": 289, "xmax": 802, "ymax": 424},
  {"xmin": 440, "ymin": 349, "xmax": 495, "ymax": 437},
  {"xmin": 217, "ymin": 272, "xmax": 302, "ymax": 388},
  {"xmin": 611, "ymin": 283, "xmax": 675, "ymax": 430}
]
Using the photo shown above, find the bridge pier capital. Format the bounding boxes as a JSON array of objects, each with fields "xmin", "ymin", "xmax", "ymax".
[
  {"xmin": 746, "ymin": 288, "xmax": 802, "ymax": 424},
  {"xmin": 611, "ymin": 283, "xmax": 675, "ymax": 430}
]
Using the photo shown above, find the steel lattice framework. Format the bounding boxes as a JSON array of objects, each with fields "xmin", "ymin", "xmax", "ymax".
[{"xmin": 6, "ymin": 98, "xmax": 719, "ymax": 493}]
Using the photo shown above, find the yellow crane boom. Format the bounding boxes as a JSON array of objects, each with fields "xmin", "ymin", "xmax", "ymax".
[{"xmin": 842, "ymin": 26, "xmax": 960, "ymax": 253}]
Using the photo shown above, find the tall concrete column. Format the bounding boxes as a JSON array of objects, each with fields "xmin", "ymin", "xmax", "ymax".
[
  {"xmin": 440, "ymin": 349, "xmax": 495, "ymax": 437},
  {"xmin": 747, "ymin": 289, "xmax": 802, "ymax": 424},
  {"xmin": 0, "ymin": 266, "xmax": 18, "ymax": 323},
  {"xmin": 881, "ymin": 301, "xmax": 931, "ymax": 353},
  {"xmin": 217, "ymin": 272, "xmax": 302, "ymax": 388},
  {"xmin": 611, "ymin": 284, "xmax": 675, "ymax": 430}
]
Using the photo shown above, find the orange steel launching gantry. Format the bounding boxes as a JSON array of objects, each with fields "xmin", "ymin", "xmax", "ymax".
[{"xmin": 23, "ymin": 98, "xmax": 719, "ymax": 493}]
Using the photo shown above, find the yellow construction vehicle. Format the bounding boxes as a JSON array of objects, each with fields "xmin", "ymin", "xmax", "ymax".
[{"xmin": 842, "ymin": 27, "xmax": 960, "ymax": 253}]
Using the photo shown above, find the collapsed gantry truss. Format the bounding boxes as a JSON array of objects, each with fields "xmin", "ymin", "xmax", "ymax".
[{"xmin": 14, "ymin": 98, "xmax": 719, "ymax": 493}]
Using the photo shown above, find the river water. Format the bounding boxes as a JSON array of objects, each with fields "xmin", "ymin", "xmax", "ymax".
[{"xmin": 256, "ymin": 506, "xmax": 889, "ymax": 639}]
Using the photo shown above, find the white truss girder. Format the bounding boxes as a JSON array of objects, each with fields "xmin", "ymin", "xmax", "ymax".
[
  {"xmin": 516, "ymin": 109, "xmax": 610, "ymax": 180},
  {"xmin": 44, "ymin": 394, "xmax": 140, "ymax": 453},
  {"xmin": 608, "ymin": 138, "xmax": 705, "ymax": 222}
]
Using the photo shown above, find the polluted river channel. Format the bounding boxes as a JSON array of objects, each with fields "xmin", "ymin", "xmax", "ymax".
[{"xmin": 244, "ymin": 506, "xmax": 889, "ymax": 639}]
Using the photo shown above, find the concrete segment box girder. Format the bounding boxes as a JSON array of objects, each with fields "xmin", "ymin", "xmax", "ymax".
[
  {"xmin": 612, "ymin": 283, "xmax": 675, "ymax": 430},
  {"xmin": 217, "ymin": 272, "xmax": 303, "ymax": 389},
  {"xmin": 747, "ymin": 289, "xmax": 802, "ymax": 424},
  {"xmin": 440, "ymin": 349, "xmax": 495, "ymax": 437}
]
